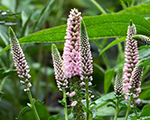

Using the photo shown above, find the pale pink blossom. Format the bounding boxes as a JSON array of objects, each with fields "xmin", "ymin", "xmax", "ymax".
[
  {"xmin": 135, "ymin": 99, "xmax": 141, "ymax": 104},
  {"xmin": 71, "ymin": 101, "xmax": 78, "ymax": 107}
]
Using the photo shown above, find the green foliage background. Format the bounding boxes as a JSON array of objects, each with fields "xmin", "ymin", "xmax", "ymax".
[{"xmin": 1, "ymin": 0, "xmax": 150, "ymax": 120}]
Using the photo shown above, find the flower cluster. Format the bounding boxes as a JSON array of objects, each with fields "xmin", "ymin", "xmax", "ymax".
[
  {"xmin": 62, "ymin": 8, "xmax": 82, "ymax": 79},
  {"xmin": 129, "ymin": 61, "xmax": 144, "ymax": 103},
  {"xmin": 114, "ymin": 65, "xmax": 123, "ymax": 98},
  {"xmin": 51, "ymin": 44, "xmax": 68, "ymax": 91},
  {"xmin": 123, "ymin": 22, "xmax": 139, "ymax": 101},
  {"xmin": 9, "ymin": 27, "xmax": 32, "ymax": 92},
  {"xmin": 80, "ymin": 21, "xmax": 93, "ymax": 86}
]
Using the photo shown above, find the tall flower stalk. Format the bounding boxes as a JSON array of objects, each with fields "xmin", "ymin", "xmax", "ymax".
[
  {"xmin": 123, "ymin": 21, "xmax": 139, "ymax": 101},
  {"xmin": 51, "ymin": 44, "xmax": 68, "ymax": 120},
  {"xmin": 114, "ymin": 65, "xmax": 123, "ymax": 120},
  {"xmin": 62, "ymin": 8, "xmax": 84, "ymax": 120},
  {"xmin": 9, "ymin": 27, "xmax": 40, "ymax": 120},
  {"xmin": 80, "ymin": 20, "xmax": 93, "ymax": 120},
  {"xmin": 125, "ymin": 59, "xmax": 144, "ymax": 120},
  {"xmin": 123, "ymin": 21, "xmax": 144, "ymax": 120}
]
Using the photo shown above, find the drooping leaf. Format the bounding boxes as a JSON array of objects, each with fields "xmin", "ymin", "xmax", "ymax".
[
  {"xmin": 104, "ymin": 69, "xmax": 114, "ymax": 94},
  {"xmin": 16, "ymin": 106, "xmax": 31, "ymax": 119},
  {"xmin": 94, "ymin": 63, "xmax": 105, "ymax": 74},
  {"xmin": 100, "ymin": 37, "xmax": 126, "ymax": 55}
]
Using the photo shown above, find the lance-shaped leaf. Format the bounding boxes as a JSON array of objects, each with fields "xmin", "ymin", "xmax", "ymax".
[
  {"xmin": 132, "ymin": 34, "xmax": 150, "ymax": 45},
  {"xmin": 1, "ymin": 13, "xmax": 150, "ymax": 56}
]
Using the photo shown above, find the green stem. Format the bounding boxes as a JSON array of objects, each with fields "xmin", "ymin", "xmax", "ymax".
[
  {"xmin": 26, "ymin": 85, "xmax": 40, "ymax": 120},
  {"xmin": 125, "ymin": 96, "xmax": 133, "ymax": 120},
  {"xmin": 63, "ymin": 89, "xmax": 68, "ymax": 120},
  {"xmin": 85, "ymin": 80, "xmax": 89, "ymax": 120},
  {"xmin": 90, "ymin": 0, "xmax": 107, "ymax": 14},
  {"xmin": 133, "ymin": 99, "xmax": 138, "ymax": 118},
  {"xmin": 114, "ymin": 99, "xmax": 119, "ymax": 120}
]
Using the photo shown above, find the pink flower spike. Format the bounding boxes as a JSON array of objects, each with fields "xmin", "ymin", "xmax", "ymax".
[
  {"xmin": 123, "ymin": 21, "xmax": 139, "ymax": 100},
  {"xmin": 62, "ymin": 8, "xmax": 82, "ymax": 79}
]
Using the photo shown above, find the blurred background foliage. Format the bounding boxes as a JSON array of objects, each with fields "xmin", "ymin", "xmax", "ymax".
[{"xmin": 0, "ymin": 0, "xmax": 150, "ymax": 120}]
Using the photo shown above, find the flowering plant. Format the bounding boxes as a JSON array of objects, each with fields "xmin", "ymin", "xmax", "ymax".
[{"xmin": 0, "ymin": 1, "xmax": 150, "ymax": 120}]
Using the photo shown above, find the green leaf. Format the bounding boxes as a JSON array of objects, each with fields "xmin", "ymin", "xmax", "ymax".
[
  {"xmin": 137, "ymin": 60, "xmax": 150, "ymax": 66},
  {"xmin": 147, "ymin": 90, "xmax": 150, "ymax": 96},
  {"xmin": 139, "ymin": 116, "xmax": 150, "ymax": 120},
  {"xmin": 107, "ymin": 104, "xmax": 116, "ymax": 109},
  {"xmin": 95, "ymin": 92, "xmax": 117, "ymax": 117},
  {"xmin": 140, "ymin": 104, "xmax": 150, "ymax": 117},
  {"xmin": 20, "ymin": 25, "xmax": 67, "ymax": 44},
  {"xmin": 48, "ymin": 114, "xmax": 60, "ymax": 120},
  {"xmin": 120, "ymin": 3, "xmax": 150, "ymax": 17},
  {"xmin": 0, "ymin": 91, "xmax": 4, "ymax": 101},
  {"xmin": 1, "ymin": 13, "xmax": 150, "ymax": 56},
  {"xmin": 94, "ymin": 63, "xmax": 105, "ymax": 74},
  {"xmin": 96, "ymin": 104, "xmax": 115, "ymax": 116},
  {"xmin": 21, "ymin": 11, "xmax": 32, "ymax": 37},
  {"xmin": 100, "ymin": 37, "xmax": 126, "ymax": 55},
  {"xmin": 95, "ymin": 92, "xmax": 115, "ymax": 109},
  {"xmin": 33, "ymin": 0, "xmax": 57, "ymax": 31},
  {"xmin": 17, "ymin": 106, "xmax": 31, "ymax": 119},
  {"xmin": 0, "ymin": 68, "xmax": 16, "ymax": 79},
  {"xmin": 104, "ymin": 69, "xmax": 114, "ymax": 94},
  {"xmin": 23, "ymin": 104, "xmax": 50, "ymax": 120},
  {"xmin": 139, "ymin": 46, "xmax": 150, "ymax": 49},
  {"xmin": 83, "ymin": 13, "xmax": 150, "ymax": 39}
]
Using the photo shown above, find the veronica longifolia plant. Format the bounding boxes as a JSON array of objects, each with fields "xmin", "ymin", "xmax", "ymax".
[
  {"xmin": 123, "ymin": 21, "xmax": 139, "ymax": 101},
  {"xmin": 62, "ymin": 8, "xmax": 84, "ymax": 120},
  {"xmin": 9, "ymin": 27, "xmax": 40, "ymax": 120},
  {"xmin": 52, "ymin": 8, "xmax": 93, "ymax": 120},
  {"xmin": 123, "ymin": 21, "xmax": 145, "ymax": 120}
]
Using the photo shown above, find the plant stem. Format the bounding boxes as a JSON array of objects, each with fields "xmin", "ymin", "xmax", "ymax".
[
  {"xmin": 26, "ymin": 85, "xmax": 40, "ymax": 120},
  {"xmin": 63, "ymin": 89, "xmax": 68, "ymax": 120},
  {"xmin": 125, "ymin": 96, "xmax": 133, "ymax": 120},
  {"xmin": 114, "ymin": 99, "xmax": 119, "ymax": 120},
  {"xmin": 133, "ymin": 99, "xmax": 138, "ymax": 118},
  {"xmin": 85, "ymin": 79, "xmax": 89, "ymax": 120},
  {"xmin": 90, "ymin": 0, "xmax": 107, "ymax": 14}
]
